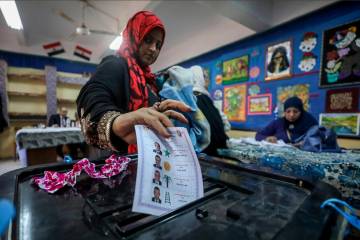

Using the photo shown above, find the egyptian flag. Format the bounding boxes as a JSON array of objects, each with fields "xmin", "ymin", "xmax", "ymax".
[
  {"xmin": 43, "ymin": 41, "xmax": 65, "ymax": 56},
  {"xmin": 74, "ymin": 45, "xmax": 92, "ymax": 61}
]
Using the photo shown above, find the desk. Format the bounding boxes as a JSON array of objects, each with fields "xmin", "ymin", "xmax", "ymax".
[{"xmin": 16, "ymin": 127, "xmax": 85, "ymax": 166}]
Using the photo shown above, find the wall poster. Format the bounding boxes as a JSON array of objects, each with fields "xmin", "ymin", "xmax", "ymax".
[
  {"xmin": 320, "ymin": 19, "xmax": 360, "ymax": 87},
  {"xmin": 265, "ymin": 40, "xmax": 292, "ymax": 81},
  {"xmin": 222, "ymin": 55, "xmax": 249, "ymax": 85},
  {"xmin": 247, "ymin": 94, "xmax": 272, "ymax": 115},
  {"xmin": 224, "ymin": 84, "xmax": 247, "ymax": 122}
]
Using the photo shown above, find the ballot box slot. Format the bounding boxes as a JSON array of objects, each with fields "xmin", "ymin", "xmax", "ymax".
[{"xmin": 113, "ymin": 184, "xmax": 227, "ymax": 237}]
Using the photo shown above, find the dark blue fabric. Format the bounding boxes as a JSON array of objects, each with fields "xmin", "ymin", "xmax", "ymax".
[
  {"xmin": 255, "ymin": 118, "xmax": 290, "ymax": 143},
  {"xmin": 284, "ymin": 96, "xmax": 304, "ymax": 112},
  {"xmin": 287, "ymin": 111, "xmax": 318, "ymax": 142},
  {"xmin": 300, "ymin": 125, "xmax": 341, "ymax": 153},
  {"xmin": 255, "ymin": 111, "xmax": 318, "ymax": 143},
  {"xmin": 283, "ymin": 96, "xmax": 318, "ymax": 142}
]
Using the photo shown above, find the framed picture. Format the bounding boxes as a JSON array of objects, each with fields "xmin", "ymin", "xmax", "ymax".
[
  {"xmin": 277, "ymin": 84, "xmax": 310, "ymax": 117},
  {"xmin": 222, "ymin": 55, "xmax": 249, "ymax": 85},
  {"xmin": 319, "ymin": 113, "xmax": 360, "ymax": 136},
  {"xmin": 265, "ymin": 40, "xmax": 292, "ymax": 81},
  {"xmin": 247, "ymin": 94, "xmax": 272, "ymax": 115},
  {"xmin": 320, "ymin": 19, "xmax": 360, "ymax": 87},
  {"xmin": 223, "ymin": 84, "xmax": 247, "ymax": 122},
  {"xmin": 325, "ymin": 87, "xmax": 359, "ymax": 113}
]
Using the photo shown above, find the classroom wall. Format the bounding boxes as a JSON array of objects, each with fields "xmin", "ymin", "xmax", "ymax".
[
  {"xmin": 176, "ymin": 1, "xmax": 360, "ymax": 146},
  {"xmin": 0, "ymin": 51, "xmax": 97, "ymax": 160}
]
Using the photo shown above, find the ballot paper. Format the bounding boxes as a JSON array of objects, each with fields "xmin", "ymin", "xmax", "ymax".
[{"xmin": 132, "ymin": 125, "xmax": 204, "ymax": 216}]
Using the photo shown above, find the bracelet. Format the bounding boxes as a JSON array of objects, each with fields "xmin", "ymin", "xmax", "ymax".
[{"xmin": 97, "ymin": 111, "xmax": 122, "ymax": 151}]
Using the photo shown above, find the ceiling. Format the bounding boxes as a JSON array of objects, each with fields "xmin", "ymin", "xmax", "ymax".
[{"xmin": 0, "ymin": 0, "xmax": 338, "ymax": 72}]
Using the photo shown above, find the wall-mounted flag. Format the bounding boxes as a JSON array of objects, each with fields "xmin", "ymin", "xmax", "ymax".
[
  {"xmin": 43, "ymin": 41, "xmax": 65, "ymax": 56},
  {"xmin": 74, "ymin": 45, "xmax": 92, "ymax": 61}
]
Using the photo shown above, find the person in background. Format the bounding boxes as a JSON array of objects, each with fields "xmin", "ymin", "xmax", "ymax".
[
  {"xmin": 48, "ymin": 107, "xmax": 72, "ymax": 160},
  {"xmin": 76, "ymin": 11, "xmax": 190, "ymax": 154},
  {"xmin": 48, "ymin": 107, "xmax": 70, "ymax": 127},
  {"xmin": 190, "ymin": 65, "xmax": 229, "ymax": 157},
  {"xmin": 255, "ymin": 96, "xmax": 318, "ymax": 145}
]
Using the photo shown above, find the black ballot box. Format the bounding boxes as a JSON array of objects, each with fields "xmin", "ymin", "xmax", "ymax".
[{"xmin": 0, "ymin": 154, "xmax": 345, "ymax": 240}]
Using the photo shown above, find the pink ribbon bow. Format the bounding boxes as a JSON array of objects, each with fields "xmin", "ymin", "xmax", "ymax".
[{"xmin": 32, "ymin": 155, "xmax": 131, "ymax": 193}]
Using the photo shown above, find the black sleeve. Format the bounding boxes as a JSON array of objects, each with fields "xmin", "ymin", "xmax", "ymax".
[
  {"xmin": 196, "ymin": 94, "xmax": 228, "ymax": 156},
  {"xmin": 76, "ymin": 55, "xmax": 130, "ymax": 152},
  {"xmin": 77, "ymin": 55, "xmax": 130, "ymax": 122},
  {"xmin": 255, "ymin": 120, "xmax": 277, "ymax": 141},
  {"xmin": 48, "ymin": 114, "xmax": 56, "ymax": 126}
]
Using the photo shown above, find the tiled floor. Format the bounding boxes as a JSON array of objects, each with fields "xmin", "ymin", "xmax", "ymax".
[{"xmin": 0, "ymin": 159, "xmax": 23, "ymax": 176}]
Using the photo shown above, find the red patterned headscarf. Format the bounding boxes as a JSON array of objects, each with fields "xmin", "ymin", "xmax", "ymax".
[{"xmin": 118, "ymin": 11, "xmax": 165, "ymax": 111}]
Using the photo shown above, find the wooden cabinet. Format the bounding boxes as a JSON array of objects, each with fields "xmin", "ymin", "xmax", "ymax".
[
  {"xmin": 7, "ymin": 67, "xmax": 47, "ymax": 119},
  {"xmin": 56, "ymin": 82, "xmax": 83, "ymax": 120}
]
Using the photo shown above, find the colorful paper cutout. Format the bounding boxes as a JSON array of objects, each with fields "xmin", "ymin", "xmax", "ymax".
[{"xmin": 224, "ymin": 84, "xmax": 247, "ymax": 122}]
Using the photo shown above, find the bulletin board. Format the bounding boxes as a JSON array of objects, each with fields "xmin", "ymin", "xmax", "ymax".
[{"xmin": 180, "ymin": 2, "xmax": 360, "ymax": 137}]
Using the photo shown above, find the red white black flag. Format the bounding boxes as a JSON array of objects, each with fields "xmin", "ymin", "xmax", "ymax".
[
  {"xmin": 74, "ymin": 45, "xmax": 92, "ymax": 61},
  {"xmin": 43, "ymin": 41, "xmax": 65, "ymax": 56}
]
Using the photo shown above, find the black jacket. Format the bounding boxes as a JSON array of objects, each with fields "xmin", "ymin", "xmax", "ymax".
[
  {"xmin": 76, "ymin": 55, "xmax": 159, "ymax": 152},
  {"xmin": 48, "ymin": 114, "xmax": 69, "ymax": 127},
  {"xmin": 195, "ymin": 92, "xmax": 228, "ymax": 156}
]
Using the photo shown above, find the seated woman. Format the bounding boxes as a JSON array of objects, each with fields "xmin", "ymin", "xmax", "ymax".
[
  {"xmin": 190, "ymin": 65, "xmax": 229, "ymax": 157},
  {"xmin": 255, "ymin": 96, "xmax": 318, "ymax": 145},
  {"xmin": 76, "ymin": 11, "xmax": 190, "ymax": 154}
]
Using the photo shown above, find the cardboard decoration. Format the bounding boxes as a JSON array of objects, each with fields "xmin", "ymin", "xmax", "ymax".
[
  {"xmin": 325, "ymin": 87, "xmax": 359, "ymax": 113},
  {"xmin": 299, "ymin": 32, "xmax": 318, "ymax": 52},
  {"xmin": 320, "ymin": 19, "xmax": 360, "ymax": 87},
  {"xmin": 298, "ymin": 52, "xmax": 317, "ymax": 72},
  {"xmin": 249, "ymin": 66, "xmax": 260, "ymax": 79},
  {"xmin": 223, "ymin": 84, "xmax": 247, "ymax": 122}
]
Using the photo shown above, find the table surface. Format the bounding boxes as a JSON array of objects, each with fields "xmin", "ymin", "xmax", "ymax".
[{"xmin": 15, "ymin": 127, "xmax": 84, "ymax": 150}]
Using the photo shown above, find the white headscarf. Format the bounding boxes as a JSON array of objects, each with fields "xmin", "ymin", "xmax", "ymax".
[{"xmin": 190, "ymin": 65, "xmax": 210, "ymax": 97}]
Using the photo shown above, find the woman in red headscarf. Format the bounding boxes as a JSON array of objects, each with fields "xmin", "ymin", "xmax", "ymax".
[{"xmin": 77, "ymin": 11, "xmax": 190, "ymax": 153}]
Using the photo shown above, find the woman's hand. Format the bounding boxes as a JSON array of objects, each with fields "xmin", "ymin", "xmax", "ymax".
[
  {"xmin": 291, "ymin": 141, "xmax": 304, "ymax": 148},
  {"xmin": 112, "ymin": 100, "xmax": 191, "ymax": 144},
  {"xmin": 153, "ymin": 99, "xmax": 193, "ymax": 113},
  {"xmin": 265, "ymin": 136, "xmax": 278, "ymax": 143}
]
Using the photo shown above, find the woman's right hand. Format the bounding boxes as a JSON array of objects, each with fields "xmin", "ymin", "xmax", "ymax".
[
  {"xmin": 112, "ymin": 101, "xmax": 191, "ymax": 144},
  {"xmin": 265, "ymin": 136, "xmax": 278, "ymax": 143}
]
